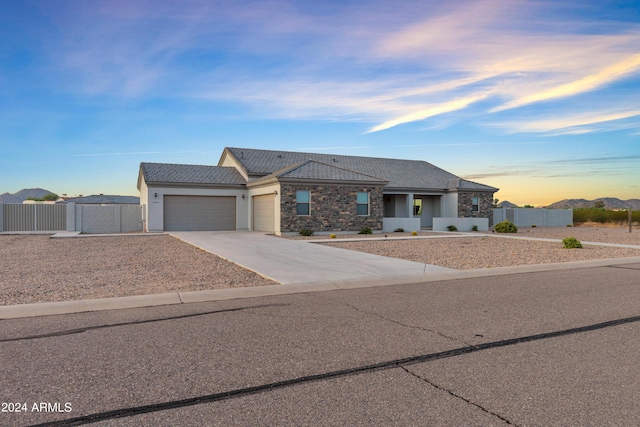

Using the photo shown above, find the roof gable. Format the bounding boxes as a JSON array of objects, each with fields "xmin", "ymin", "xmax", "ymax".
[{"xmin": 253, "ymin": 160, "xmax": 388, "ymax": 184}]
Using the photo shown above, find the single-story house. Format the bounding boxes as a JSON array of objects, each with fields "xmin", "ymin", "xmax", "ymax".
[
  {"xmin": 137, "ymin": 147, "xmax": 498, "ymax": 234},
  {"xmin": 57, "ymin": 195, "xmax": 140, "ymax": 205}
]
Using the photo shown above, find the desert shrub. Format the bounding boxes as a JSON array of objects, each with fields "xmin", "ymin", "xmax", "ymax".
[
  {"xmin": 329, "ymin": 234, "xmax": 337, "ymax": 239},
  {"xmin": 359, "ymin": 227, "xmax": 372, "ymax": 234},
  {"xmin": 472, "ymin": 225, "xmax": 479, "ymax": 231},
  {"xmin": 573, "ymin": 208, "xmax": 637, "ymax": 224},
  {"xmin": 299, "ymin": 229, "xmax": 314, "ymax": 236},
  {"xmin": 562, "ymin": 236, "xmax": 583, "ymax": 249},
  {"xmin": 394, "ymin": 228, "xmax": 404, "ymax": 232},
  {"xmin": 411, "ymin": 231, "xmax": 418, "ymax": 236},
  {"xmin": 531, "ymin": 224, "xmax": 537, "ymax": 227},
  {"xmin": 447, "ymin": 225, "xmax": 458, "ymax": 232},
  {"xmin": 494, "ymin": 220, "xmax": 518, "ymax": 233}
]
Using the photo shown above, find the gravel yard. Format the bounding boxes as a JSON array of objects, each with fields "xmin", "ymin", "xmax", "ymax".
[
  {"xmin": 0, "ymin": 234, "xmax": 277, "ymax": 306},
  {"xmin": 2, "ymin": 225, "xmax": 639, "ymax": 306},
  {"xmin": 515, "ymin": 224, "xmax": 640, "ymax": 245},
  {"xmin": 321, "ymin": 226, "xmax": 640, "ymax": 270}
]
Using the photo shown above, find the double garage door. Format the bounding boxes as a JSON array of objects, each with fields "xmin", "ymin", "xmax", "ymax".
[{"xmin": 164, "ymin": 195, "xmax": 236, "ymax": 231}]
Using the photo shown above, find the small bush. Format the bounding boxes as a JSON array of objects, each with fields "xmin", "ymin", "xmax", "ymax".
[
  {"xmin": 411, "ymin": 231, "xmax": 418, "ymax": 236},
  {"xmin": 472, "ymin": 225, "xmax": 479, "ymax": 232},
  {"xmin": 531, "ymin": 224, "xmax": 537, "ymax": 228},
  {"xmin": 562, "ymin": 236, "xmax": 583, "ymax": 249},
  {"xmin": 447, "ymin": 225, "xmax": 458, "ymax": 232},
  {"xmin": 329, "ymin": 234, "xmax": 337, "ymax": 239},
  {"xmin": 494, "ymin": 220, "xmax": 518, "ymax": 233},
  {"xmin": 394, "ymin": 228, "xmax": 404, "ymax": 232},
  {"xmin": 359, "ymin": 227, "xmax": 372, "ymax": 234},
  {"xmin": 299, "ymin": 229, "xmax": 314, "ymax": 236}
]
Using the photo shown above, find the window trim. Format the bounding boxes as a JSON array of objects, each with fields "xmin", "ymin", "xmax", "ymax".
[
  {"xmin": 296, "ymin": 190, "xmax": 310, "ymax": 216},
  {"xmin": 356, "ymin": 191, "xmax": 369, "ymax": 216}
]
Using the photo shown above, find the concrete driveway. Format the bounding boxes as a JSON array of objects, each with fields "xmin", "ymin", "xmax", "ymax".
[{"xmin": 169, "ymin": 231, "xmax": 453, "ymax": 284}]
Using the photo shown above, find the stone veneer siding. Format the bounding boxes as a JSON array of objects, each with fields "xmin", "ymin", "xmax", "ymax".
[
  {"xmin": 458, "ymin": 192, "xmax": 495, "ymax": 225},
  {"xmin": 280, "ymin": 183, "xmax": 384, "ymax": 232}
]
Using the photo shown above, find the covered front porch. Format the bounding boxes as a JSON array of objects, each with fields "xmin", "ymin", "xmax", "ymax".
[{"xmin": 382, "ymin": 193, "xmax": 453, "ymax": 232}]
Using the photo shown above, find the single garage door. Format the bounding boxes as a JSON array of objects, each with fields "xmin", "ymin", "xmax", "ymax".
[
  {"xmin": 253, "ymin": 194, "xmax": 275, "ymax": 232},
  {"xmin": 164, "ymin": 195, "xmax": 236, "ymax": 231}
]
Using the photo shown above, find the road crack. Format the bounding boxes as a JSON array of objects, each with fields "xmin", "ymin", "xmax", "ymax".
[
  {"xmin": 399, "ymin": 365, "xmax": 518, "ymax": 426},
  {"xmin": 316, "ymin": 294, "xmax": 474, "ymax": 347}
]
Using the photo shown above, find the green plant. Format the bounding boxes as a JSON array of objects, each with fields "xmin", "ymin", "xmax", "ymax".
[
  {"xmin": 472, "ymin": 225, "xmax": 479, "ymax": 231},
  {"xmin": 494, "ymin": 220, "xmax": 518, "ymax": 233},
  {"xmin": 329, "ymin": 234, "xmax": 337, "ymax": 239},
  {"xmin": 531, "ymin": 224, "xmax": 537, "ymax": 227},
  {"xmin": 359, "ymin": 227, "xmax": 372, "ymax": 234},
  {"xmin": 447, "ymin": 225, "xmax": 458, "ymax": 232},
  {"xmin": 411, "ymin": 231, "xmax": 418, "ymax": 236},
  {"xmin": 394, "ymin": 228, "xmax": 404, "ymax": 232},
  {"xmin": 562, "ymin": 236, "xmax": 582, "ymax": 249},
  {"xmin": 299, "ymin": 229, "xmax": 314, "ymax": 236}
]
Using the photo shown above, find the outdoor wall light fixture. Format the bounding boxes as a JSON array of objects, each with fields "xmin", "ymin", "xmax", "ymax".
[
  {"xmin": 154, "ymin": 193, "xmax": 158, "ymax": 198},
  {"xmin": 242, "ymin": 194, "xmax": 245, "ymax": 199},
  {"xmin": 274, "ymin": 190, "xmax": 278, "ymax": 195}
]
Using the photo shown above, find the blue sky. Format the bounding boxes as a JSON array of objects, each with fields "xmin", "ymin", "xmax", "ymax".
[{"xmin": 1, "ymin": 0, "xmax": 639, "ymax": 206}]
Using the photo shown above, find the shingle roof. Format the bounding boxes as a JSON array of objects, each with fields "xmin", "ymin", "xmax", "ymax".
[
  {"xmin": 58, "ymin": 195, "xmax": 140, "ymax": 204},
  {"xmin": 140, "ymin": 163, "xmax": 247, "ymax": 186},
  {"xmin": 223, "ymin": 147, "xmax": 495, "ymax": 191},
  {"xmin": 447, "ymin": 178, "xmax": 499, "ymax": 192},
  {"xmin": 252, "ymin": 160, "xmax": 388, "ymax": 184}
]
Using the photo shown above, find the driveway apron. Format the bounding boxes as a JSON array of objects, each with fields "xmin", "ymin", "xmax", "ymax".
[{"xmin": 169, "ymin": 231, "xmax": 452, "ymax": 284}]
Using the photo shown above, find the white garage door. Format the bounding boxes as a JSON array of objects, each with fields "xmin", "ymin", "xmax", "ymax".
[
  {"xmin": 253, "ymin": 194, "xmax": 275, "ymax": 232},
  {"xmin": 164, "ymin": 196, "xmax": 236, "ymax": 231}
]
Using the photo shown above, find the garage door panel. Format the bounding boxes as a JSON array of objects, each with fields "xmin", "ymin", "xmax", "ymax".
[
  {"xmin": 253, "ymin": 194, "xmax": 275, "ymax": 232},
  {"xmin": 164, "ymin": 196, "xmax": 236, "ymax": 231}
]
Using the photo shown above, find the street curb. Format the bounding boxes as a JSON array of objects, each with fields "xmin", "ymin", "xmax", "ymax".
[{"xmin": 2, "ymin": 256, "xmax": 639, "ymax": 319}]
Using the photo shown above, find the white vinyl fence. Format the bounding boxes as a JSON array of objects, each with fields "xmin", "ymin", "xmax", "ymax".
[
  {"xmin": 0, "ymin": 203, "xmax": 66, "ymax": 232},
  {"xmin": 493, "ymin": 208, "xmax": 573, "ymax": 227},
  {"xmin": 1, "ymin": 203, "xmax": 142, "ymax": 234}
]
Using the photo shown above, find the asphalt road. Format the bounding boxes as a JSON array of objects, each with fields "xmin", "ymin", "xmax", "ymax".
[{"xmin": 2, "ymin": 262, "xmax": 640, "ymax": 426}]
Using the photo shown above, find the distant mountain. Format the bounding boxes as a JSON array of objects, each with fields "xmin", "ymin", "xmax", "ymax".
[
  {"xmin": 545, "ymin": 198, "xmax": 640, "ymax": 210},
  {"xmin": 0, "ymin": 188, "xmax": 56, "ymax": 203},
  {"xmin": 0, "ymin": 193, "xmax": 21, "ymax": 203}
]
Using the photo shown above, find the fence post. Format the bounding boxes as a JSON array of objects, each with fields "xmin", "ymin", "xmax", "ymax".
[
  {"xmin": 0, "ymin": 204, "xmax": 3, "ymax": 232},
  {"xmin": 630, "ymin": 209, "xmax": 633, "ymax": 233}
]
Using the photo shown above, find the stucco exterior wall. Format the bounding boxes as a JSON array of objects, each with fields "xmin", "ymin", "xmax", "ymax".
[{"xmin": 279, "ymin": 183, "xmax": 384, "ymax": 233}]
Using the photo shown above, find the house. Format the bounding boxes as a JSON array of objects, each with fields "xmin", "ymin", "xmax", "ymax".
[
  {"xmin": 56, "ymin": 194, "xmax": 140, "ymax": 205},
  {"xmin": 137, "ymin": 147, "xmax": 498, "ymax": 234}
]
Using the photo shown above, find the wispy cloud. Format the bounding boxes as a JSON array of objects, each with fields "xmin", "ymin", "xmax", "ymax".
[
  {"xmin": 32, "ymin": 0, "xmax": 640, "ymax": 134},
  {"xmin": 365, "ymin": 94, "xmax": 488, "ymax": 133},
  {"xmin": 493, "ymin": 53, "xmax": 640, "ymax": 112},
  {"xmin": 491, "ymin": 108, "xmax": 640, "ymax": 134}
]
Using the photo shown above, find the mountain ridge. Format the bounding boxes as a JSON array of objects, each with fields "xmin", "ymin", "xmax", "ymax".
[
  {"xmin": 545, "ymin": 198, "xmax": 640, "ymax": 210},
  {"xmin": 0, "ymin": 188, "xmax": 56, "ymax": 203}
]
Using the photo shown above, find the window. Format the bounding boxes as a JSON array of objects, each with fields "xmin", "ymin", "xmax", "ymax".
[
  {"xmin": 296, "ymin": 190, "xmax": 310, "ymax": 215},
  {"xmin": 413, "ymin": 198, "xmax": 423, "ymax": 216},
  {"xmin": 471, "ymin": 197, "xmax": 479, "ymax": 212},
  {"xmin": 357, "ymin": 192, "xmax": 369, "ymax": 216}
]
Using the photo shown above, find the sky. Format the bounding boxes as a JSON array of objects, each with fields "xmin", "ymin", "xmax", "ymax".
[{"xmin": 1, "ymin": 0, "xmax": 639, "ymax": 206}]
